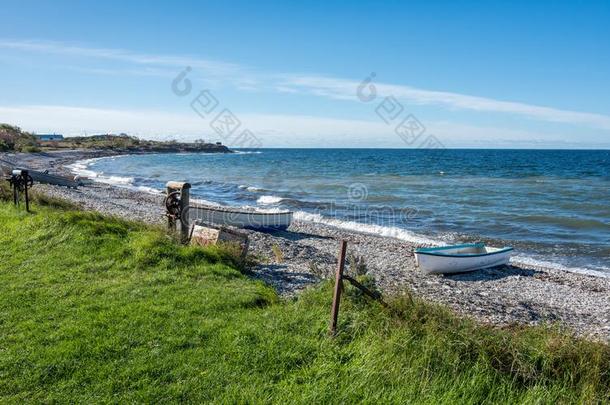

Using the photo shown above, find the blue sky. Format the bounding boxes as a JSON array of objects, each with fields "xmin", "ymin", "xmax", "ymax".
[{"xmin": 1, "ymin": 0, "xmax": 609, "ymax": 148}]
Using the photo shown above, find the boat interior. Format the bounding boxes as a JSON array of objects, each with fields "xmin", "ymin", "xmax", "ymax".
[
  {"xmin": 448, "ymin": 245, "xmax": 489, "ymax": 255},
  {"xmin": 418, "ymin": 244, "xmax": 510, "ymax": 256}
]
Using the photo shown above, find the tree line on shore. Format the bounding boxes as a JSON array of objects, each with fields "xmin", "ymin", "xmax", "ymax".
[
  {"xmin": 0, "ymin": 124, "xmax": 40, "ymax": 152},
  {"xmin": 0, "ymin": 123, "xmax": 231, "ymax": 153}
]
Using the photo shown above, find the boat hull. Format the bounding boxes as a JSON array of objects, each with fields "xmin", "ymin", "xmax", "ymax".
[
  {"xmin": 191, "ymin": 206, "xmax": 292, "ymax": 230},
  {"xmin": 415, "ymin": 244, "xmax": 513, "ymax": 274}
]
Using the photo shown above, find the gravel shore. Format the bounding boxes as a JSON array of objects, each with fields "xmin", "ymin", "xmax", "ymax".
[{"xmin": 3, "ymin": 150, "xmax": 610, "ymax": 342}]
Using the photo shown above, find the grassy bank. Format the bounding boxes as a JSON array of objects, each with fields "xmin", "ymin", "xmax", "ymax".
[{"xmin": 0, "ymin": 201, "xmax": 609, "ymax": 403}]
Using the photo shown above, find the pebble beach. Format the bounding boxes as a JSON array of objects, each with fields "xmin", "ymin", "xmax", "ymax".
[{"xmin": 3, "ymin": 149, "xmax": 610, "ymax": 342}]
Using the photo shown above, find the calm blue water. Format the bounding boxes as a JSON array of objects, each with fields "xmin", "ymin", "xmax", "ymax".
[{"xmin": 73, "ymin": 149, "xmax": 610, "ymax": 275}]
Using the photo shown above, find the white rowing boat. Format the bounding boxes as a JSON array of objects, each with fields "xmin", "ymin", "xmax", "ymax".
[
  {"xmin": 415, "ymin": 243, "xmax": 513, "ymax": 274},
  {"xmin": 190, "ymin": 205, "xmax": 293, "ymax": 230}
]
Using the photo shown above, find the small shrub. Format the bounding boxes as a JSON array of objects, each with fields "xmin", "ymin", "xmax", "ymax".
[
  {"xmin": 345, "ymin": 274, "xmax": 381, "ymax": 306},
  {"xmin": 271, "ymin": 243, "xmax": 284, "ymax": 263},
  {"xmin": 348, "ymin": 253, "xmax": 368, "ymax": 276},
  {"xmin": 0, "ymin": 181, "xmax": 12, "ymax": 201},
  {"xmin": 308, "ymin": 261, "xmax": 326, "ymax": 278},
  {"xmin": 21, "ymin": 145, "xmax": 41, "ymax": 153},
  {"xmin": 207, "ymin": 242, "xmax": 248, "ymax": 270},
  {"xmin": 29, "ymin": 190, "xmax": 80, "ymax": 210}
]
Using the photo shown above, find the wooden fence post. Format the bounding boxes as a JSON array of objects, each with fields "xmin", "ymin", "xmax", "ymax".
[{"xmin": 329, "ymin": 240, "xmax": 347, "ymax": 336}]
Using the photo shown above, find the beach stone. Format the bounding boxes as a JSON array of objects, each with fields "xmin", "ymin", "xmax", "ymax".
[{"xmin": 191, "ymin": 223, "xmax": 249, "ymax": 259}]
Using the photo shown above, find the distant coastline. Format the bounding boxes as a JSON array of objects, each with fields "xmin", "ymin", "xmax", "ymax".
[
  {"xmin": 36, "ymin": 135, "xmax": 233, "ymax": 154},
  {"xmin": 1, "ymin": 123, "xmax": 233, "ymax": 154}
]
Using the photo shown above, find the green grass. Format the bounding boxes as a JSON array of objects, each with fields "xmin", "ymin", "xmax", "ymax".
[{"xmin": 0, "ymin": 202, "xmax": 609, "ymax": 403}]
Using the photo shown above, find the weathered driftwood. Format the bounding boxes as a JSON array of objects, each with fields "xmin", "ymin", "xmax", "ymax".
[
  {"xmin": 0, "ymin": 160, "xmax": 79, "ymax": 188},
  {"xmin": 190, "ymin": 222, "xmax": 249, "ymax": 260},
  {"xmin": 29, "ymin": 170, "xmax": 79, "ymax": 188}
]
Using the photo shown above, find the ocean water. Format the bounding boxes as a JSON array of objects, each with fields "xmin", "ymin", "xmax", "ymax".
[{"xmin": 70, "ymin": 149, "xmax": 610, "ymax": 275}]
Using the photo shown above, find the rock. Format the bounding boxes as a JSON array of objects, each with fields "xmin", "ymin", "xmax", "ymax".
[{"xmin": 191, "ymin": 223, "xmax": 249, "ymax": 260}]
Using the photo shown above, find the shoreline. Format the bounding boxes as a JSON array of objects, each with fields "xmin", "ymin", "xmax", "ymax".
[
  {"xmin": 3, "ymin": 149, "xmax": 610, "ymax": 342},
  {"xmin": 60, "ymin": 150, "xmax": 610, "ymax": 280}
]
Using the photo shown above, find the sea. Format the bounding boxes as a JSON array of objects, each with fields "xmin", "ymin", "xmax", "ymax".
[{"xmin": 69, "ymin": 149, "xmax": 610, "ymax": 276}]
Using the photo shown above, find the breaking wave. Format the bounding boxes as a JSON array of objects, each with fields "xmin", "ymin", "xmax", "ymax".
[{"xmin": 257, "ymin": 195, "xmax": 284, "ymax": 205}]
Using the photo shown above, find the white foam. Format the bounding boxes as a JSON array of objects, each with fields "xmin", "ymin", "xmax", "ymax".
[
  {"xmin": 239, "ymin": 185, "xmax": 264, "ymax": 192},
  {"xmin": 252, "ymin": 207, "xmax": 286, "ymax": 213},
  {"xmin": 70, "ymin": 166, "xmax": 98, "ymax": 179},
  {"xmin": 67, "ymin": 155, "xmax": 148, "ymax": 189},
  {"xmin": 293, "ymin": 212, "xmax": 610, "ymax": 277},
  {"xmin": 257, "ymin": 195, "xmax": 284, "ymax": 205},
  {"xmin": 511, "ymin": 255, "xmax": 610, "ymax": 278},
  {"xmin": 233, "ymin": 150, "xmax": 262, "ymax": 154},
  {"xmin": 293, "ymin": 210, "xmax": 440, "ymax": 245},
  {"xmin": 94, "ymin": 175, "xmax": 135, "ymax": 186},
  {"xmin": 191, "ymin": 197, "xmax": 223, "ymax": 207},
  {"xmin": 136, "ymin": 186, "xmax": 163, "ymax": 195},
  {"xmin": 67, "ymin": 155, "xmax": 130, "ymax": 181},
  {"xmin": 66, "ymin": 160, "xmax": 98, "ymax": 179}
]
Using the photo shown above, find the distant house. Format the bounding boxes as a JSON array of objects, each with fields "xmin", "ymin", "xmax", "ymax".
[{"xmin": 35, "ymin": 134, "xmax": 64, "ymax": 141}]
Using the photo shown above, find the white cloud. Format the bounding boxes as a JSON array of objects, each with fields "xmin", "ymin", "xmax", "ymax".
[
  {"xmin": 280, "ymin": 75, "xmax": 610, "ymax": 130},
  {"xmin": 1, "ymin": 39, "xmax": 610, "ymax": 134},
  {"xmin": 0, "ymin": 39, "xmax": 245, "ymax": 78},
  {"xmin": 0, "ymin": 104, "xmax": 388, "ymax": 144},
  {"xmin": 2, "ymin": 104, "xmax": 604, "ymax": 148}
]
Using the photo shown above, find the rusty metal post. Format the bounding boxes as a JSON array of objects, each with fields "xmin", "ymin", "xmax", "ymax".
[
  {"xmin": 11, "ymin": 170, "xmax": 19, "ymax": 206},
  {"xmin": 329, "ymin": 240, "xmax": 348, "ymax": 336},
  {"xmin": 12, "ymin": 176, "xmax": 18, "ymax": 206},
  {"xmin": 166, "ymin": 184, "xmax": 176, "ymax": 232},
  {"xmin": 179, "ymin": 183, "xmax": 190, "ymax": 243},
  {"xmin": 22, "ymin": 170, "xmax": 30, "ymax": 212}
]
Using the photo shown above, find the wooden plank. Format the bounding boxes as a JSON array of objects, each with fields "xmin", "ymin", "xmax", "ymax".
[{"xmin": 329, "ymin": 240, "xmax": 347, "ymax": 336}]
